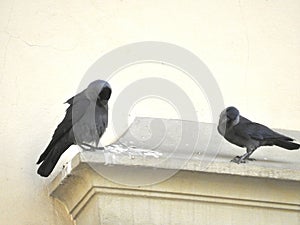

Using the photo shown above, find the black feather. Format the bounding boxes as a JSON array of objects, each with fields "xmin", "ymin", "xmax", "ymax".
[
  {"xmin": 218, "ymin": 106, "xmax": 300, "ymax": 163},
  {"xmin": 36, "ymin": 80, "xmax": 111, "ymax": 177}
]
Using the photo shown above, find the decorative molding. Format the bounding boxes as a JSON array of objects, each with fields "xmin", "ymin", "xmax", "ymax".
[{"xmin": 49, "ymin": 118, "xmax": 300, "ymax": 224}]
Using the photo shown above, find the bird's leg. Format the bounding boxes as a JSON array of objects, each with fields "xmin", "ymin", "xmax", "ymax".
[
  {"xmin": 231, "ymin": 148, "xmax": 256, "ymax": 164},
  {"xmin": 244, "ymin": 150, "xmax": 256, "ymax": 161},
  {"xmin": 244, "ymin": 147, "xmax": 256, "ymax": 161}
]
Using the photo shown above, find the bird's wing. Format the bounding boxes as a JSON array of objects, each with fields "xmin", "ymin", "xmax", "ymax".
[
  {"xmin": 243, "ymin": 123, "xmax": 293, "ymax": 141},
  {"xmin": 52, "ymin": 98, "xmax": 91, "ymax": 144},
  {"xmin": 37, "ymin": 98, "xmax": 90, "ymax": 164},
  {"xmin": 232, "ymin": 122, "xmax": 252, "ymax": 140}
]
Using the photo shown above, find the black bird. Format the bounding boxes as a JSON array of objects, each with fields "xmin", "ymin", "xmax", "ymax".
[
  {"xmin": 37, "ymin": 80, "xmax": 111, "ymax": 177},
  {"xmin": 218, "ymin": 106, "xmax": 300, "ymax": 164}
]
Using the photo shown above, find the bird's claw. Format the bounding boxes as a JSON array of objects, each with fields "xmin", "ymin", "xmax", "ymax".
[
  {"xmin": 231, "ymin": 156, "xmax": 246, "ymax": 164},
  {"xmin": 93, "ymin": 146, "xmax": 105, "ymax": 151},
  {"xmin": 79, "ymin": 143, "xmax": 104, "ymax": 151},
  {"xmin": 79, "ymin": 146, "xmax": 95, "ymax": 151},
  {"xmin": 231, "ymin": 156, "xmax": 256, "ymax": 164}
]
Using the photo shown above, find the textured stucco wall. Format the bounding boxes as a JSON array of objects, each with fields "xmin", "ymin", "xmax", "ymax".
[{"xmin": 0, "ymin": 0, "xmax": 300, "ymax": 224}]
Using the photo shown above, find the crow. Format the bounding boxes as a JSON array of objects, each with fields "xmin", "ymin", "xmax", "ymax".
[
  {"xmin": 37, "ymin": 80, "xmax": 111, "ymax": 177},
  {"xmin": 218, "ymin": 106, "xmax": 300, "ymax": 164}
]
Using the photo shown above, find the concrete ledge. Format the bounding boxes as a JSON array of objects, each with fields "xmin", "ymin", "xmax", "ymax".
[{"xmin": 50, "ymin": 117, "xmax": 300, "ymax": 225}]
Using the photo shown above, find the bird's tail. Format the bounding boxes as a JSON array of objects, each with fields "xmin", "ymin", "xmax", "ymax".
[
  {"xmin": 37, "ymin": 140, "xmax": 72, "ymax": 177},
  {"xmin": 274, "ymin": 140, "xmax": 300, "ymax": 150}
]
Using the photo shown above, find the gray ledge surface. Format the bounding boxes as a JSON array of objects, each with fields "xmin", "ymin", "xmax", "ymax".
[{"xmin": 53, "ymin": 117, "xmax": 300, "ymax": 186}]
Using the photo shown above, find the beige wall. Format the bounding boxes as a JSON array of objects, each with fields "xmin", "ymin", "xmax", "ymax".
[{"xmin": 1, "ymin": 0, "xmax": 300, "ymax": 224}]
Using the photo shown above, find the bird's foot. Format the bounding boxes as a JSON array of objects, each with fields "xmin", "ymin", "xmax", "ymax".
[
  {"xmin": 231, "ymin": 156, "xmax": 256, "ymax": 164},
  {"xmin": 231, "ymin": 156, "xmax": 246, "ymax": 164},
  {"xmin": 79, "ymin": 145, "xmax": 95, "ymax": 151},
  {"xmin": 79, "ymin": 143, "xmax": 104, "ymax": 151},
  {"xmin": 93, "ymin": 146, "xmax": 105, "ymax": 150}
]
